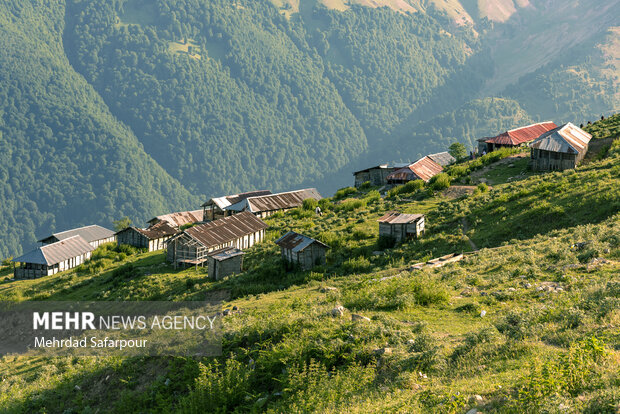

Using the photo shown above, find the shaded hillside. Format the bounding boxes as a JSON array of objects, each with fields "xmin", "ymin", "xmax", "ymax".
[
  {"xmin": 0, "ymin": 1, "xmax": 197, "ymax": 257},
  {"xmin": 0, "ymin": 115, "xmax": 618, "ymax": 413}
]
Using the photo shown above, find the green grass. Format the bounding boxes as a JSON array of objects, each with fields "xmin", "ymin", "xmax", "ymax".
[{"xmin": 1, "ymin": 117, "xmax": 619, "ymax": 413}]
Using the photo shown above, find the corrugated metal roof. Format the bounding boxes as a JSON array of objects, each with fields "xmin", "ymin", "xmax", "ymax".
[
  {"xmin": 377, "ymin": 211, "xmax": 424, "ymax": 224},
  {"xmin": 386, "ymin": 156, "xmax": 443, "ymax": 182},
  {"xmin": 13, "ymin": 235, "xmax": 94, "ymax": 266},
  {"xmin": 427, "ymin": 152, "xmax": 456, "ymax": 166},
  {"xmin": 274, "ymin": 231, "xmax": 329, "ymax": 253},
  {"xmin": 353, "ymin": 163, "xmax": 409, "ymax": 175},
  {"xmin": 148, "ymin": 210, "xmax": 203, "ymax": 227},
  {"xmin": 529, "ymin": 123, "xmax": 592, "ymax": 154},
  {"xmin": 116, "ymin": 222, "xmax": 177, "ymax": 240},
  {"xmin": 202, "ymin": 190, "xmax": 272, "ymax": 209},
  {"xmin": 484, "ymin": 122, "xmax": 558, "ymax": 146},
  {"xmin": 39, "ymin": 225, "xmax": 115, "ymax": 244},
  {"xmin": 174, "ymin": 212, "xmax": 268, "ymax": 249},
  {"xmin": 208, "ymin": 247, "xmax": 245, "ymax": 261},
  {"xmin": 226, "ymin": 188, "xmax": 322, "ymax": 213}
]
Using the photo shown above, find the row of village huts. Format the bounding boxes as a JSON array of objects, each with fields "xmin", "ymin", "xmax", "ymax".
[
  {"xmin": 12, "ymin": 188, "xmax": 328, "ymax": 280},
  {"xmin": 353, "ymin": 122, "xmax": 593, "ymax": 188},
  {"xmin": 11, "ymin": 122, "xmax": 593, "ymax": 281}
]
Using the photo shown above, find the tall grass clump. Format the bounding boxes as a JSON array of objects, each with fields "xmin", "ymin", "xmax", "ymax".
[{"xmin": 334, "ymin": 187, "xmax": 357, "ymax": 200}]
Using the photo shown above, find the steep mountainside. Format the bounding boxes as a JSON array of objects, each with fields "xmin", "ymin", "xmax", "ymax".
[
  {"xmin": 0, "ymin": 0, "xmax": 618, "ymax": 257},
  {"xmin": 0, "ymin": 1, "xmax": 197, "ymax": 257}
]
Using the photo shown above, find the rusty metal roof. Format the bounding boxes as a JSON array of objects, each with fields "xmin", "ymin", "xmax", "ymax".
[
  {"xmin": 208, "ymin": 247, "xmax": 245, "ymax": 261},
  {"xmin": 202, "ymin": 190, "xmax": 272, "ymax": 209},
  {"xmin": 529, "ymin": 123, "xmax": 592, "ymax": 154},
  {"xmin": 175, "ymin": 212, "xmax": 268, "ymax": 249},
  {"xmin": 274, "ymin": 231, "xmax": 329, "ymax": 253},
  {"xmin": 38, "ymin": 225, "xmax": 115, "ymax": 244},
  {"xmin": 377, "ymin": 211, "xmax": 424, "ymax": 224},
  {"xmin": 387, "ymin": 156, "xmax": 443, "ymax": 182},
  {"xmin": 484, "ymin": 122, "xmax": 558, "ymax": 146},
  {"xmin": 117, "ymin": 222, "xmax": 177, "ymax": 240},
  {"xmin": 427, "ymin": 152, "xmax": 456, "ymax": 166},
  {"xmin": 226, "ymin": 188, "xmax": 322, "ymax": 213},
  {"xmin": 14, "ymin": 235, "xmax": 94, "ymax": 266},
  {"xmin": 147, "ymin": 210, "xmax": 203, "ymax": 228}
]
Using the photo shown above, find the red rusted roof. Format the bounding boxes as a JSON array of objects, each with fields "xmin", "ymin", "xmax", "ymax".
[
  {"xmin": 386, "ymin": 156, "xmax": 443, "ymax": 182},
  {"xmin": 147, "ymin": 209, "xmax": 203, "ymax": 228},
  {"xmin": 177, "ymin": 212, "xmax": 268, "ymax": 249},
  {"xmin": 484, "ymin": 122, "xmax": 557, "ymax": 146},
  {"xmin": 377, "ymin": 211, "xmax": 424, "ymax": 224}
]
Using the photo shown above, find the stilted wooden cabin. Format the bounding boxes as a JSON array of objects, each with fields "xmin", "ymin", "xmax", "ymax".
[
  {"xmin": 378, "ymin": 211, "xmax": 425, "ymax": 243},
  {"xmin": 39, "ymin": 225, "xmax": 116, "ymax": 248},
  {"xmin": 207, "ymin": 247, "xmax": 245, "ymax": 280},
  {"xmin": 275, "ymin": 231, "xmax": 329, "ymax": 270},
  {"xmin": 12, "ymin": 235, "xmax": 94, "ymax": 279},
  {"xmin": 477, "ymin": 122, "xmax": 557, "ymax": 153},
  {"xmin": 202, "ymin": 190, "xmax": 272, "ymax": 222},
  {"xmin": 115, "ymin": 222, "xmax": 177, "ymax": 252},
  {"xmin": 166, "ymin": 212, "xmax": 267, "ymax": 268},
  {"xmin": 386, "ymin": 156, "xmax": 443, "ymax": 185},
  {"xmin": 529, "ymin": 123, "xmax": 592, "ymax": 171},
  {"xmin": 147, "ymin": 210, "xmax": 203, "ymax": 229},
  {"xmin": 225, "ymin": 188, "xmax": 322, "ymax": 218},
  {"xmin": 352, "ymin": 163, "xmax": 409, "ymax": 187}
]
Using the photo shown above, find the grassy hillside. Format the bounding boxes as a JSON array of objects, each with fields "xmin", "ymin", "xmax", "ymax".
[
  {"xmin": 0, "ymin": 1, "xmax": 198, "ymax": 257},
  {"xmin": 1, "ymin": 115, "xmax": 618, "ymax": 413}
]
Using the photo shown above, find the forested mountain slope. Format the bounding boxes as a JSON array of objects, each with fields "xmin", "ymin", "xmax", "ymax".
[
  {"xmin": 1, "ymin": 0, "xmax": 618, "ymax": 257},
  {"xmin": 0, "ymin": 1, "xmax": 197, "ymax": 257}
]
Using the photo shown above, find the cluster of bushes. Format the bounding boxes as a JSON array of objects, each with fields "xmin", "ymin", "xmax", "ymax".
[
  {"xmin": 334, "ymin": 187, "xmax": 357, "ymax": 200},
  {"xmin": 445, "ymin": 147, "xmax": 522, "ymax": 180}
]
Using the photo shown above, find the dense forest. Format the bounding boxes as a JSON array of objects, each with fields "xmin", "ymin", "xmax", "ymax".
[{"xmin": 0, "ymin": 0, "xmax": 617, "ymax": 256}]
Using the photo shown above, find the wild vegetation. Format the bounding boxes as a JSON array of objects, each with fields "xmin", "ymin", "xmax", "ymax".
[
  {"xmin": 1, "ymin": 0, "xmax": 618, "ymax": 256},
  {"xmin": 1, "ymin": 115, "xmax": 618, "ymax": 413}
]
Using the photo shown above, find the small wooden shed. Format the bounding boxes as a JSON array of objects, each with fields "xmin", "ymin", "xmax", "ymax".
[
  {"xmin": 207, "ymin": 247, "xmax": 245, "ymax": 280},
  {"xmin": 529, "ymin": 123, "xmax": 592, "ymax": 171},
  {"xmin": 386, "ymin": 157, "xmax": 443, "ymax": 184},
  {"xmin": 115, "ymin": 222, "xmax": 177, "ymax": 252},
  {"xmin": 378, "ymin": 211, "xmax": 425, "ymax": 243},
  {"xmin": 275, "ymin": 231, "xmax": 329, "ymax": 270},
  {"xmin": 353, "ymin": 164, "xmax": 407, "ymax": 187}
]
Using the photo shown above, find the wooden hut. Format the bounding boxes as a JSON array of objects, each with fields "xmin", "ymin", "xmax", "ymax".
[
  {"xmin": 529, "ymin": 123, "xmax": 592, "ymax": 171},
  {"xmin": 147, "ymin": 209, "xmax": 203, "ymax": 229},
  {"xmin": 225, "ymin": 188, "xmax": 322, "ymax": 218},
  {"xmin": 378, "ymin": 211, "xmax": 425, "ymax": 243},
  {"xmin": 386, "ymin": 157, "xmax": 443, "ymax": 185},
  {"xmin": 478, "ymin": 122, "xmax": 558, "ymax": 153},
  {"xmin": 275, "ymin": 231, "xmax": 329, "ymax": 270},
  {"xmin": 352, "ymin": 163, "xmax": 408, "ymax": 187},
  {"xmin": 115, "ymin": 222, "xmax": 177, "ymax": 252},
  {"xmin": 12, "ymin": 235, "xmax": 94, "ymax": 279},
  {"xmin": 202, "ymin": 190, "xmax": 272, "ymax": 222},
  {"xmin": 166, "ymin": 212, "xmax": 267, "ymax": 268},
  {"xmin": 207, "ymin": 247, "xmax": 245, "ymax": 280},
  {"xmin": 39, "ymin": 225, "xmax": 116, "ymax": 248}
]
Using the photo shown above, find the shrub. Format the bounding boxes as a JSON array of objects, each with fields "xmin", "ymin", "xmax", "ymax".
[
  {"xmin": 334, "ymin": 187, "xmax": 357, "ymax": 200},
  {"xmin": 477, "ymin": 182, "xmax": 489, "ymax": 193},
  {"xmin": 335, "ymin": 199, "xmax": 366, "ymax": 212},
  {"xmin": 428, "ymin": 173, "xmax": 451, "ymax": 191},
  {"xmin": 364, "ymin": 190, "xmax": 381, "ymax": 203},
  {"xmin": 360, "ymin": 181, "xmax": 371, "ymax": 189},
  {"xmin": 1, "ymin": 257, "xmax": 12, "ymax": 267},
  {"xmin": 318, "ymin": 198, "xmax": 334, "ymax": 210},
  {"xmin": 302, "ymin": 198, "xmax": 318, "ymax": 211},
  {"xmin": 111, "ymin": 263, "xmax": 137, "ymax": 281}
]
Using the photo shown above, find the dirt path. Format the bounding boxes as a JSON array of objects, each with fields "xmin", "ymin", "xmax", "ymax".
[
  {"xmin": 461, "ymin": 217, "xmax": 478, "ymax": 251},
  {"xmin": 470, "ymin": 153, "xmax": 528, "ymax": 185}
]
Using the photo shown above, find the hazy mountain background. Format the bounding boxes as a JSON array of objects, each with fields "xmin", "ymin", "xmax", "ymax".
[{"xmin": 1, "ymin": 0, "xmax": 618, "ymax": 257}]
